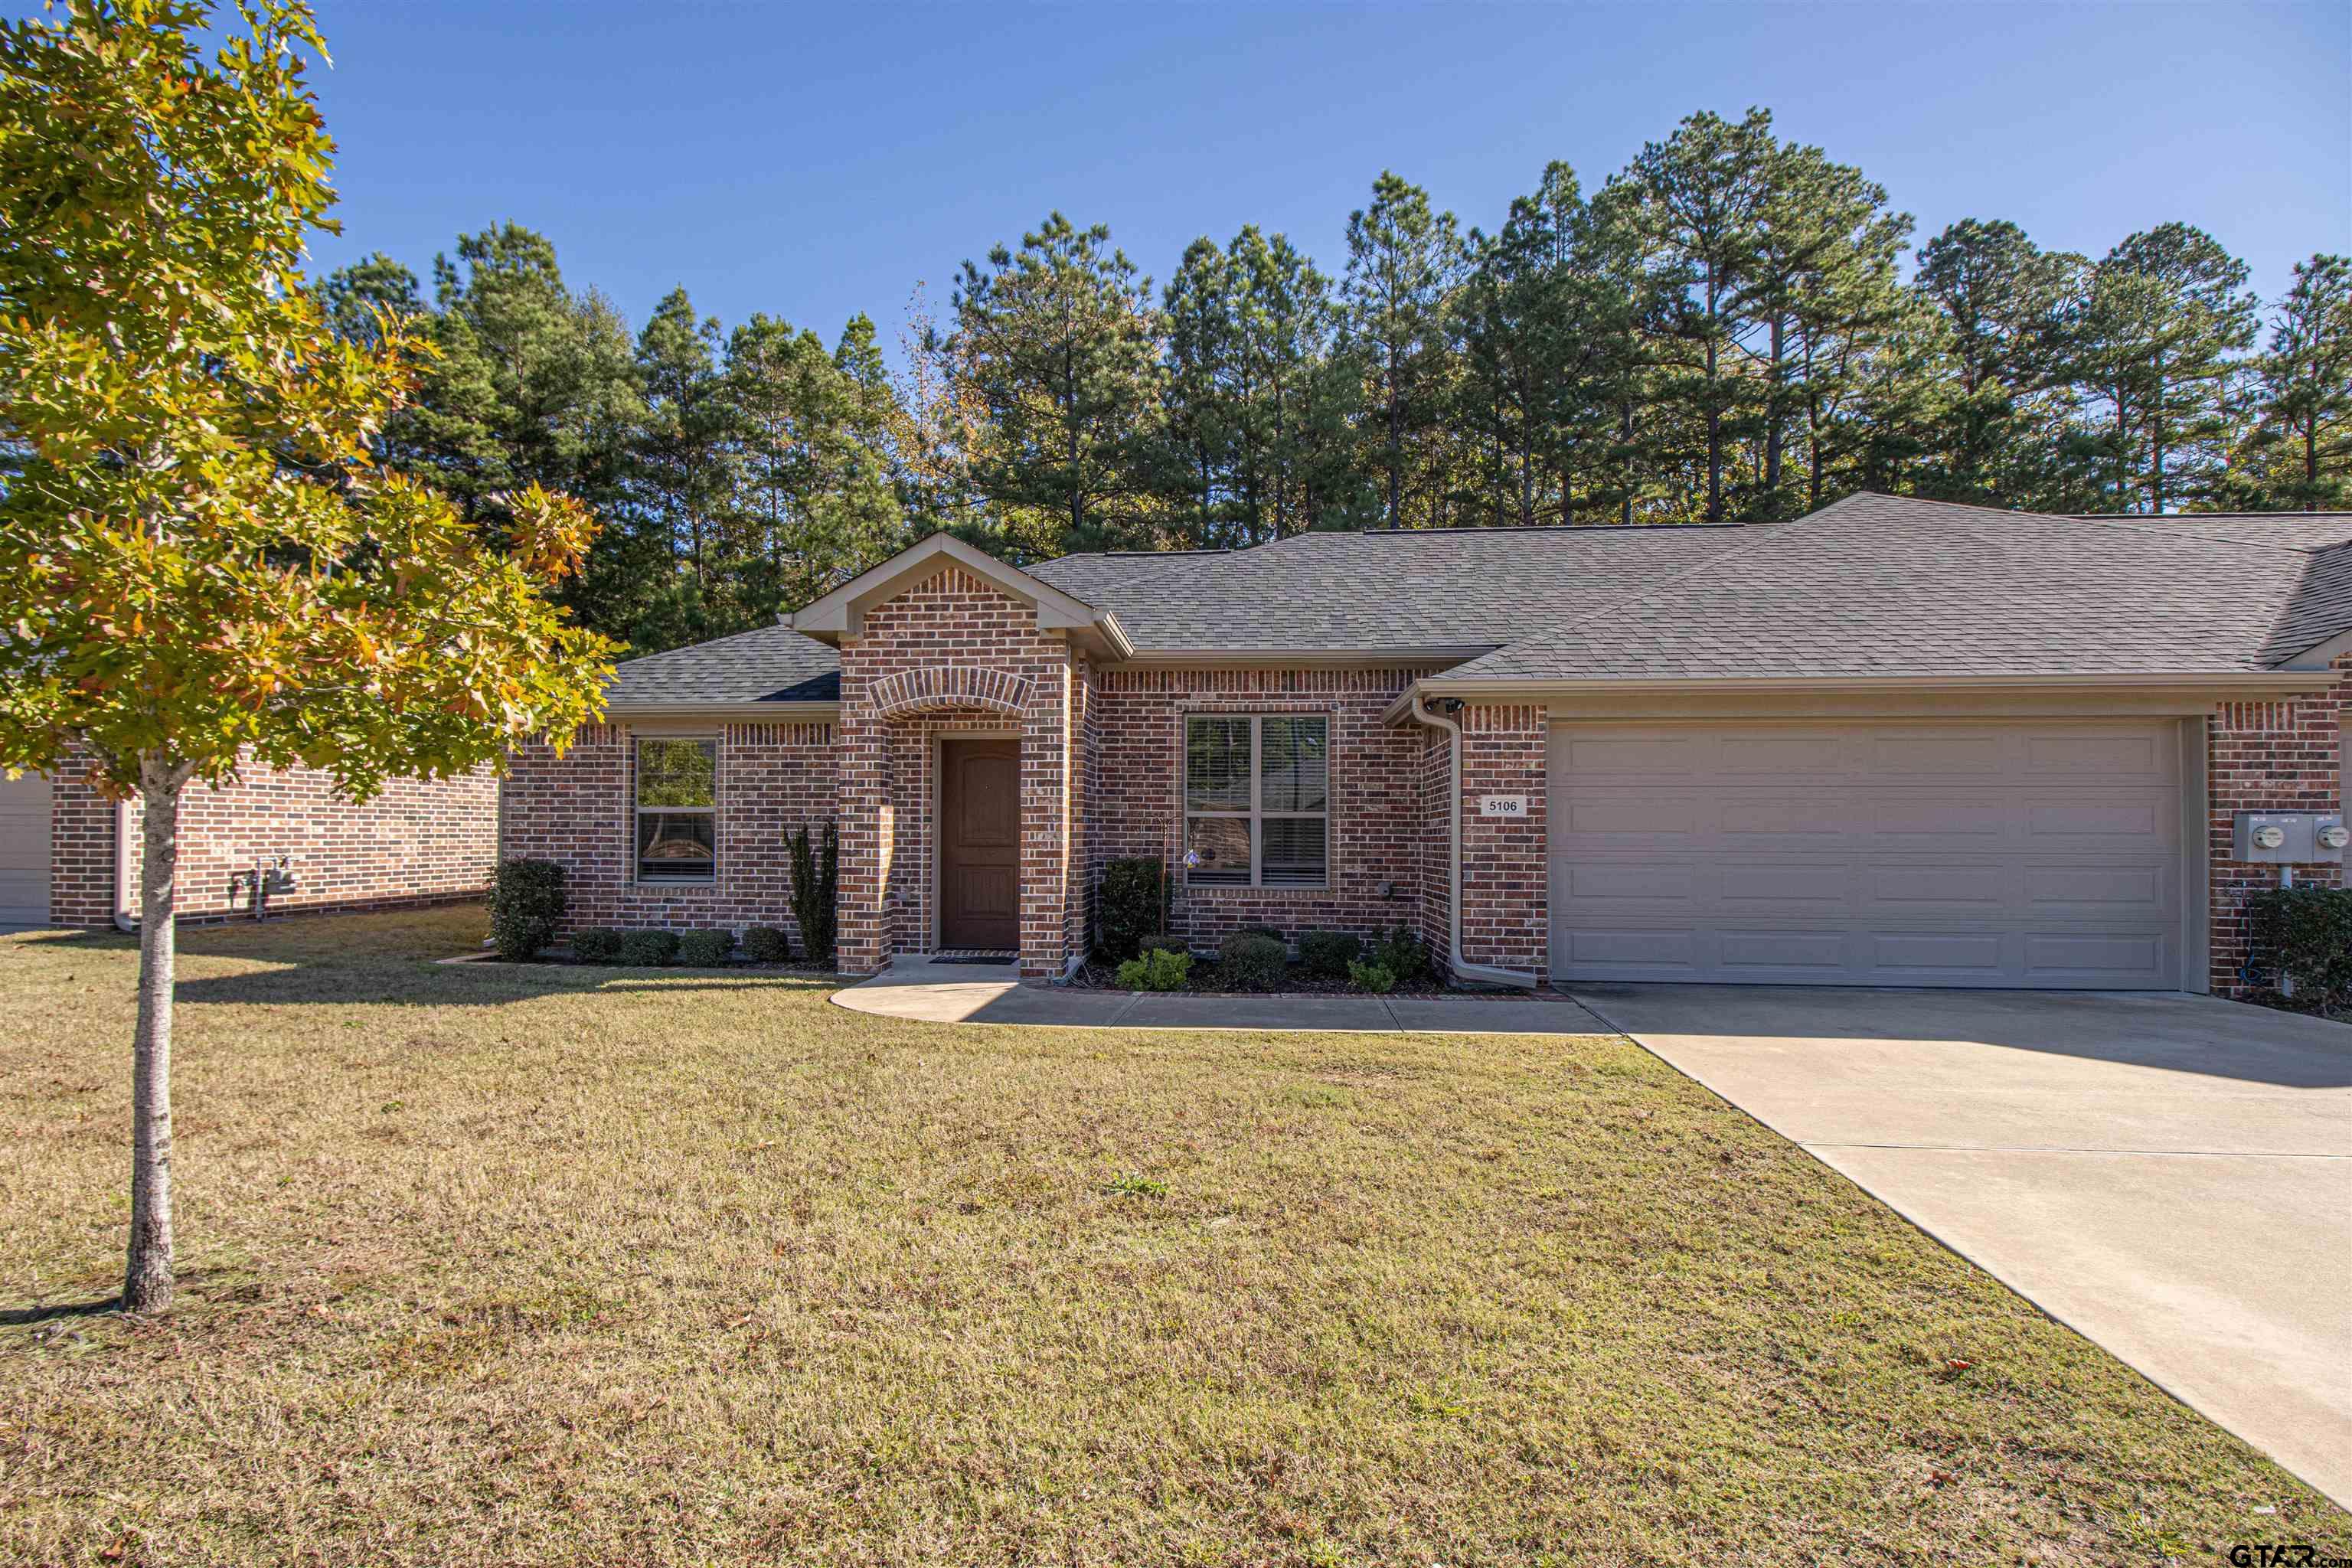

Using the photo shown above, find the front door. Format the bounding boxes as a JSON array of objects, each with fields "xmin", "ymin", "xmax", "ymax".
[{"xmin": 939, "ymin": 738, "xmax": 1020, "ymax": 951}]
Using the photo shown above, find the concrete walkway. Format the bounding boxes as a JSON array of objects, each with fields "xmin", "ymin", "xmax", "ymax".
[
  {"xmin": 833, "ymin": 956, "xmax": 1612, "ymax": 1034},
  {"xmin": 1566, "ymin": 982, "xmax": 2352, "ymax": 1508}
]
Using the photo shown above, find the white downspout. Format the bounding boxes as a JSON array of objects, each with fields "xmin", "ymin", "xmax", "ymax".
[
  {"xmin": 1407, "ymin": 692, "xmax": 1538, "ymax": 990},
  {"xmin": 112, "ymin": 797, "xmax": 138, "ymax": 933}
]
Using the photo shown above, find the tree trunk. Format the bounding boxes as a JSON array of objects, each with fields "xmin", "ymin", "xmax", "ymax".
[
  {"xmin": 1763, "ymin": 313, "xmax": 1785, "ymax": 511},
  {"xmin": 124, "ymin": 756, "xmax": 189, "ymax": 1314}
]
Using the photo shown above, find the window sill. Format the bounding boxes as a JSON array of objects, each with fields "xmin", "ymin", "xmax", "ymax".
[
  {"xmin": 1184, "ymin": 884, "xmax": 1334, "ymax": 898},
  {"xmin": 633, "ymin": 879, "xmax": 719, "ymax": 890}
]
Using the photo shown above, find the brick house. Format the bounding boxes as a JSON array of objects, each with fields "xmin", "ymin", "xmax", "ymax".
[
  {"xmin": 500, "ymin": 494, "xmax": 2352, "ymax": 996},
  {"xmin": 4, "ymin": 756, "xmax": 498, "ymax": 932}
]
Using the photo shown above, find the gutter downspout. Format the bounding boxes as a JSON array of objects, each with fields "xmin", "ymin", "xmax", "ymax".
[
  {"xmin": 1406, "ymin": 692, "xmax": 1538, "ymax": 990},
  {"xmin": 112, "ymin": 798, "xmax": 137, "ymax": 933}
]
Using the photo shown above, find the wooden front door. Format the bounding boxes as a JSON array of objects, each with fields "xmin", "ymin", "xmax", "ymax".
[{"xmin": 939, "ymin": 738, "xmax": 1020, "ymax": 951}]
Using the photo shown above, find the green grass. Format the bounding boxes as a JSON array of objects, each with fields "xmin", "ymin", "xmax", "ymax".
[{"xmin": 2, "ymin": 907, "xmax": 2341, "ymax": 1566}]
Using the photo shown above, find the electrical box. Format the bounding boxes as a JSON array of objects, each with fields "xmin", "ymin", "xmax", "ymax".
[{"xmin": 2233, "ymin": 812, "xmax": 2347, "ymax": 864}]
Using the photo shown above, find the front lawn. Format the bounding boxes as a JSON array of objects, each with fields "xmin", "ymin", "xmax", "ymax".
[{"xmin": 3, "ymin": 909, "xmax": 2340, "ymax": 1565}]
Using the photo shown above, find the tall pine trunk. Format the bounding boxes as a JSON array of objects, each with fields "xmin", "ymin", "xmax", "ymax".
[{"xmin": 124, "ymin": 755, "xmax": 188, "ymax": 1314}]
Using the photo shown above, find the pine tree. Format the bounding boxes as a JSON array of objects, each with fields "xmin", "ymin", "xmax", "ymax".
[
  {"xmin": 2075, "ymin": 223, "xmax": 2259, "ymax": 512},
  {"xmin": 1342, "ymin": 173, "xmax": 1462, "ymax": 528},
  {"xmin": 2235, "ymin": 254, "xmax": 2352, "ymax": 511},
  {"xmin": 1622, "ymin": 110, "xmax": 1773, "ymax": 523},
  {"xmin": 1911, "ymin": 219, "xmax": 2086, "ymax": 507},
  {"xmin": 949, "ymin": 214, "xmax": 1162, "ymax": 555}
]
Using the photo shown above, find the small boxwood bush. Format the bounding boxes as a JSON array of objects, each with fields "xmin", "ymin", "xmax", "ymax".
[
  {"xmin": 1238, "ymin": 923, "xmax": 1286, "ymax": 946},
  {"xmin": 1348, "ymin": 958, "xmax": 1397, "ymax": 994},
  {"xmin": 618, "ymin": 929, "xmax": 680, "ymax": 966},
  {"xmin": 1218, "ymin": 932, "xmax": 1286, "ymax": 991},
  {"xmin": 1298, "ymin": 929, "xmax": 1361, "ymax": 978},
  {"xmin": 1370, "ymin": 925, "xmax": 1430, "ymax": 986},
  {"xmin": 1135, "ymin": 931, "xmax": 1182, "ymax": 958},
  {"xmin": 742, "ymin": 926, "xmax": 793, "ymax": 963},
  {"xmin": 1115, "ymin": 947, "xmax": 1192, "ymax": 991},
  {"xmin": 1099, "ymin": 857, "xmax": 1170, "ymax": 960},
  {"xmin": 487, "ymin": 858, "xmax": 567, "ymax": 962},
  {"xmin": 569, "ymin": 928, "xmax": 625, "ymax": 963},
  {"xmin": 2248, "ymin": 887, "xmax": 2352, "ymax": 1012},
  {"xmin": 675, "ymin": 928, "xmax": 735, "ymax": 966}
]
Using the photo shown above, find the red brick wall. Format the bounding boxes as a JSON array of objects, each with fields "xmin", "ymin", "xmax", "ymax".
[
  {"xmin": 501, "ymin": 720, "xmax": 836, "ymax": 945},
  {"xmin": 48, "ymin": 750, "xmax": 497, "ymax": 927},
  {"xmin": 1455, "ymin": 704, "xmax": 1548, "ymax": 982},
  {"xmin": 1089, "ymin": 667, "xmax": 1436, "ymax": 950},
  {"xmin": 2207, "ymin": 657, "xmax": 2350, "ymax": 994},
  {"xmin": 835, "ymin": 567, "xmax": 1078, "ymax": 978},
  {"xmin": 1415, "ymin": 727, "xmax": 1452, "ymax": 969}
]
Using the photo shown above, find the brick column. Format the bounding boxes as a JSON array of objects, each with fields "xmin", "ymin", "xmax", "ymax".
[
  {"xmin": 1018, "ymin": 656, "xmax": 1073, "ymax": 979},
  {"xmin": 835, "ymin": 699, "xmax": 894, "ymax": 977},
  {"xmin": 1456, "ymin": 703, "xmax": 1549, "ymax": 982}
]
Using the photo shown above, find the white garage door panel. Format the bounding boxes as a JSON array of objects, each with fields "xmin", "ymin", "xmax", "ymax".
[
  {"xmin": 0, "ymin": 771, "xmax": 53, "ymax": 930},
  {"xmin": 1550, "ymin": 721, "xmax": 2184, "ymax": 989}
]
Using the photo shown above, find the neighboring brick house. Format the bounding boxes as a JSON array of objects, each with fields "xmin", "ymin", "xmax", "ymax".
[
  {"xmin": 499, "ymin": 495, "xmax": 2352, "ymax": 996},
  {"xmin": 2, "ymin": 753, "xmax": 498, "ymax": 931}
]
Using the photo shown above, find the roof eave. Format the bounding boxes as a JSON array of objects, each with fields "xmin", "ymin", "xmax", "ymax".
[
  {"xmin": 1102, "ymin": 644, "xmax": 1496, "ymax": 671},
  {"xmin": 602, "ymin": 701, "xmax": 841, "ymax": 722},
  {"xmin": 1387, "ymin": 668, "xmax": 2341, "ymax": 724}
]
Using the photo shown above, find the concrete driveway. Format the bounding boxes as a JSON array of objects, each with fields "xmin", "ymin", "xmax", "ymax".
[{"xmin": 1566, "ymin": 984, "xmax": 2352, "ymax": 1507}]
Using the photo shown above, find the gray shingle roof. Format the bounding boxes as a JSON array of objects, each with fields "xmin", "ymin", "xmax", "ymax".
[
  {"xmin": 1444, "ymin": 493, "xmax": 2334, "ymax": 682},
  {"xmin": 597, "ymin": 496, "xmax": 2352, "ymax": 706},
  {"xmin": 604, "ymin": 622, "xmax": 839, "ymax": 707},
  {"xmin": 1064, "ymin": 524, "xmax": 1768, "ymax": 652}
]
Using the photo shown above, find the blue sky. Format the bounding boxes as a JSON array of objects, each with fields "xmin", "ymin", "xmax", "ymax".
[{"xmin": 286, "ymin": 2, "xmax": 2352, "ymax": 352}]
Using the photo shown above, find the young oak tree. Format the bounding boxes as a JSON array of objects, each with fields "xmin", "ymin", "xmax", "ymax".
[{"xmin": 0, "ymin": 0, "xmax": 616, "ymax": 1313}]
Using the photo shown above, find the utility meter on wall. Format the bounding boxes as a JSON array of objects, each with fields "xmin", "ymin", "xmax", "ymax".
[{"xmin": 2233, "ymin": 812, "xmax": 2348, "ymax": 864}]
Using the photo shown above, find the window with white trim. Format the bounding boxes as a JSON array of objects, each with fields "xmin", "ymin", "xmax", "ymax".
[
  {"xmin": 1184, "ymin": 714, "xmax": 1328, "ymax": 887},
  {"xmin": 635, "ymin": 737, "xmax": 717, "ymax": 882}
]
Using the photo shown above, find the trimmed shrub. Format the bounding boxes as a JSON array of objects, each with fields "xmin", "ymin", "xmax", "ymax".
[
  {"xmin": 790, "ymin": 821, "xmax": 839, "ymax": 968},
  {"xmin": 1115, "ymin": 947, "xmax": 1192, "ymax": 991},
  {"xmin": 1371, "ymin": 926, "xmax": 1430, "ymax": 986},
  {"xmin": 1135, "ymin": 931, "xmax": 1183, "ymax": 958},
  {"xmin": 569, "ymin": 928, "xmax": 625, "ymax": 964},
  {"xmin": 1218, "ymin": 932, "xmax": 1286, "ymax": 991},
  {"xmin": 1298, "ymin": 929, "xmax": 1361, "ymax": 978},
  {"xmin": 487, "ymin": 858, "xmax": 567, "ymax": 962},
  {"xmin": 676, "ymin": 928, "xmax": 735, "ymax": 966},
  {"xmin": 1348, "ymin": 958, "xmax": 1397, "ymax": 995},
  {"xmin": 2248, "ymin": 887, "xmax": 2352, "ymax": 1012},
  {"xmin": 1238, "ymin": 923, "xmax": 1286, "ymax": 946},
  {"xmin": 742, "ymin": 926, "xmax": 793, "ymax": 964},
  {"xmin": 618, "ymin": 929, "xmax": 680, "ymax": 966},
  {"xmin": 1099, "ymin": 857, "xmax": 1169, "ymax": 960}
]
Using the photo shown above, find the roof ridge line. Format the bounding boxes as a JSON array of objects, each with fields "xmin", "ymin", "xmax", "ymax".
[{"xmin": 2054, "ymin": 511, "xmax": 2325, "ymax": 555}]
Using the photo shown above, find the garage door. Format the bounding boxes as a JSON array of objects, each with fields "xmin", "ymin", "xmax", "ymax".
[
  {"xmin": 0, "ymin": 770, "xmax": 52, "ymax": 931},
  {"xmin": 1549, "ymin": 721, "xmax": 2186, "ymax": 989}
]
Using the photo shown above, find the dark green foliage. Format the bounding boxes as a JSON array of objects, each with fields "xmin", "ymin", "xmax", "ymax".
[
  {"xmin": 1218, "ymin": 933, "xmax": 1287, "ymax": 991},
  {"xmin": 1115, "ymin": 948, "xmax": 1192, "ymax": 991},
  {"xmin": 2247, "ymin": 887, "xmax": 2352, "ymax": 1013},
  {"xmin": 618, "ymin": 929, "xmax": 680, "ymax": 966},
  {"xmin": 1371, "ymin": 926, "xmax": 1430, "ymax": 986},
  {"xmin": 1238, "ymin": 924, "xmax": 1286, "ymax": 946},
  {"xmin": 1298, "ymin": 929, "xmax": 1361, "ymax": 978},
  {"xmin": 487, "ymin": 858, "xmax": 567, "ymax": 962},
  {"xmin": 569, "ymin": 929, "xmax": 625, "ymax": 963},
  {"xmin": 742, "ymin": 926, "xmax": 793, "ymax": 964},
  {"xmin": 1135, "ymin": 932, "xmax": 1181, "ymax": 958},
  {"xmin": 790, "ymin": 821, "xmax": 839, "ymax": 968},
  {"xmin": 1347, "ymin": 959, "xmax": 1397, "ymax": 995},
  {"xmin": 675, "ymin": 928, "xmax": 735, "ymax": 967},
  {"xmin": 1098, "ymin": 858, "xmax": 1168, "ymax": 959}
]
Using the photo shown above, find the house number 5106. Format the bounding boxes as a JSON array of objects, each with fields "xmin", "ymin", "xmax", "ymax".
[{"xmin": 1480, "ymin": 795, "xmax": 1527, "ymax": 817}]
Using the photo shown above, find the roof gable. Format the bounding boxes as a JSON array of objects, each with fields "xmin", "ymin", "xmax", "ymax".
[{"xmin": 789, "ymin": 532, "xmax": 1114, "ymax": 643}]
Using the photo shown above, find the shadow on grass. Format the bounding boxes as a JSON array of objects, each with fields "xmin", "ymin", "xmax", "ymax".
[
  {"xmin": 22, "ymin": 920, "xmax": 843, "ymax": 1009},
  {"xmin": 0, "ymin": 1298, "xmax": 121, "ymax": 1328}
]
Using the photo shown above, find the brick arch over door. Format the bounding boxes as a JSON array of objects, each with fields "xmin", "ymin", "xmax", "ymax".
[{"xmin": 869, "ymin": 665, "xmax": 1035, "ymax": 720}]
